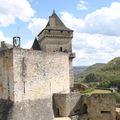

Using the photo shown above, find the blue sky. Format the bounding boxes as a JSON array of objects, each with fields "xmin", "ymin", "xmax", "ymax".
[{"xmin": 0, "ymin": 0, "xmax": 120, "ymax": 66}]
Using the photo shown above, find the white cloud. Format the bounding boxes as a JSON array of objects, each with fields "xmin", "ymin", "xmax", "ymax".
[
  {"xmin": 60, "ymin": 2, "xmax": 120, "ymax": 65},
  {"xmin": 22, "ymin": 40, "xmax": 33, "ymax": 49},
  {"xmin": 83, "ymin": 2, "xmax": 120, "ymax": 36},
  {"xmin": 77, "ymin": 0, "xmax": 88, "ymax": 10},
  {"xmin": 61, "ymin": 12, "xmax": 85, "ymax": 32},
  {"xmin": 28, "ymin": 18, "xmax": 47, "ymax": 34},
  {"xmin": 0, "ymin": 0, "xmax": 35, "ymax": 26},
  {"xmin": 26, "ymin": 2, "xmax": 120, "ymax": 66},
  {"xmin": 62, "ymin": 2, "xmax": 120, "ymax": 36},
  {"xmin": 0, "ymin": 31, "xmax": 12, "ymax": 43},
  {"xmin": 73, "ymin": 32, "xmax": 120, "ymax": 66}
]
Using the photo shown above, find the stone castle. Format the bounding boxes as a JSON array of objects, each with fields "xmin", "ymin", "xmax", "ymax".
[{"xmin": 0, "ymin": 11, "xmax": 116, "ymax": 120}]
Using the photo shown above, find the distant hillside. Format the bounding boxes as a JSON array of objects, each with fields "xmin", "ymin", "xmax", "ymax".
[
  {"xmin": 101, "ymin": 57, "xmax": 120, "ymax": 71},
  {"xmin": 73, "ymin": 66, "xmax": 88, "ymax": 75},
  {"xmin": 74, "ymin": 63, "xmax": 105, "ymax": 83},
  {"xmin": 74, "ymin": 57, "xmax": 120, "ymax": 89},
  {"xmin": 79, "ymin": 63, "xmax": 105, "ymax": 76}
]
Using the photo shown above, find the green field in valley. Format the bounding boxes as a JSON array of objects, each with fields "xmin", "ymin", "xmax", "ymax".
[{"xmin": 80, "ymin": 88, "xmax": 112, "ymax": 95}]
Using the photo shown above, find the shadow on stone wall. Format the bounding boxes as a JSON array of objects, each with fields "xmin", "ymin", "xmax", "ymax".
[
  {"xmin": 8, "ymin": 98, "xmax": 54, "ymax": 120},
  {"xmin": 0, "ymin": 99, "xmax": 13, "ymax": 120}
]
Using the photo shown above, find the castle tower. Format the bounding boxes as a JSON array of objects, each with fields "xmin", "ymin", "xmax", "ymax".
[{"xmin": 32, "ymin": 10, "xmax": 75, "ymax": 88}]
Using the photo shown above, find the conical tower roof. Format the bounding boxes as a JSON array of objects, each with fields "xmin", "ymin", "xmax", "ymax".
[
  {"xmin": 44, "ymin": 10, "xmax": 72, "ymax": 31},
  {"xmin": 32, "ymin": 37, "xmax": 41, "ymax": 50}
]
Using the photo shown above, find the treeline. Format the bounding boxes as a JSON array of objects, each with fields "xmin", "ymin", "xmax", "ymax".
[{"xmin": 84, "ymin": 73, "xmax": 120, "ymax": 90}]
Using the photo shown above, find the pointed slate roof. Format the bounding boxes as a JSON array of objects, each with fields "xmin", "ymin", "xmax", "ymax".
[
  {"xmin": 32, "ymin": 37, "xmax": 41, "ymax": 50},
  {"xmin": 44, "ymin": 10, "xmax": 72, "ymax": 31}
]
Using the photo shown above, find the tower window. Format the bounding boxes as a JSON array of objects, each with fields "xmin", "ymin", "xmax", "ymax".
[
  {"xmin": 101, "ymin": 111, "xmax": 110, "ymax": 114},
  {"xmin": 83, "ymin": 104, "xmax": 88, "ymax": 114},
  {"xmin": 60, "ymin": 47, "xmax": 62, "ymax": 52},
  {"xmin": 56, "ymin": 108, "xmax": 60, "ymax": 117},
  {"xmin": 48, "ymin": 30, "xmax": 51, "ymax": 32},
  {"xmin": 61, "ymin": 30, "xmax": 63, "ymax": 33}
]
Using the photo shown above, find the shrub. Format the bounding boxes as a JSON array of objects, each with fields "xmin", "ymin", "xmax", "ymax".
[{"xmin": 114, "ymin": 92, "xmax": 120, "ymax": 103}]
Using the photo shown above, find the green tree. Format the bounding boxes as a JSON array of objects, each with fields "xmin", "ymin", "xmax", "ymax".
[{"xmin": 84, "ymin": 73, "xmax": 97, "ymax": 83}]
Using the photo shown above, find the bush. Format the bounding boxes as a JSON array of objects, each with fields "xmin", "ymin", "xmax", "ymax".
[
  {"xmin": 98, "ymin": 81, "xmax": 111, "ymax": 88},
  {"xmin": 84, "ymin": 73, "xmax": 101, "ymax": 83},
  {"xmin": 110, "ymin": 79, "xmax": 120, "ymax": 89},
  {"xmin": 114, "ymin": 92, "xmax": 120, "ymax": 103}
]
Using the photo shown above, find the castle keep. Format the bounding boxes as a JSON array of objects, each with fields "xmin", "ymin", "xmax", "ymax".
[
  {"xmin": 32, "ymin": 10, "xmax": 75, "ymax": 88},
  {"xmin": 0, "ymin": 11, "xmax": 116, "ymax": 120}
]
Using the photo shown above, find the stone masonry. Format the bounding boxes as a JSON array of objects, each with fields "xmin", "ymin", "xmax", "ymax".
[
  {"xmin": 0, "ymin": 11, "xmax": 117, "ymax": 120},
  {"xmin": 0, "ymin": 48, "xmax": 70, "ymax": 102},
  {"xmin": 0, "ymin": 48, "xmax": 70, "ymax": 120},
  {"xmin": 53, "ymin": 93, "xmax": 116, "ymax": 120},
  {"xmin": 32, "ymin": 10, "xmax": 75, "ymax": 88}
]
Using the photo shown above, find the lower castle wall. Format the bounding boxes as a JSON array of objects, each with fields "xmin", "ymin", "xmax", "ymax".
[
  {"xmin": 0, "ymin": 48, "xmax": 70, "ymax": 120},
  {"xmin": 84, "ymin": 94, "xmax": 116, "ymax": 120},
  {"xmin": 0, "ymin": 97, "xmax": 54, "ymax": 120},
  {"xmin": 0, "ymin": 50, "xmax": 14, "ymax": 101},
  {"xmin": 53, "ymin": 92, "xmax": 82, "ymax": 117},
  {"xmin": 53, "ymin": 93, "xmax": 116, "ymax": 120},
  {"xmin": 8, "ymin": 97, "xmax": 54, "ymax": 120}
]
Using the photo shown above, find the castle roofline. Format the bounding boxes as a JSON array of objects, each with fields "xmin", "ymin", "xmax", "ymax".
[
  {"xmin": 37, "ymin": 28, "xmax": 73, "ymax": 37},
  {"xmin": 0, "ymin": 41, "xmax": 13, "ymax": 51},
  {"xmin": 38, "ymin": 10, "xmax": 73, "ymax": 37}
]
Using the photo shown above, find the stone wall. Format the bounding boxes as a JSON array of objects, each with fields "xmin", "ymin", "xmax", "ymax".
[
  {"xmin": 69, "ymin": 59, "xmax": 74, "ymax": 88},
  {"xmin": 13, "ymin": 49, "xmax": 70, "ymax": 102},
  {"xmin": 53, "ymin": 93, "xmax": 116, "ymax": 120},
  {"xmin": 0, "ymin": 99, "xmax": 13, "ymax": 120},
  {"xmin": 0, "ymin": 49, "xmax": 14, "ymax": 101},
  {"xmin": 53, "ymin": 92, "xmax": 82, "ymax": 117},
  {"xmin": 8, "ymin": 97, "xmax": 54, "ymax": 120},
  {"xmin": 0, "ymin": 48, "xmax": 70, "ymax": 102},
  {"xmin": 116, "ymin": 108, "xmax": 120, "ymax": 120},
  {"xmin": 0, "ymin": 48, "xmax": 70, "ymax": 120},
  {"xmin": 38, "ymin": 30, "xmax": 72, "ymax": 52},
  {"xmin": 84, "ymin": 93, "xmax": 116, "ymax": 120},
  {"xmin": 39, "ymin": 37, "xmax": 72, "ymax": 52}
]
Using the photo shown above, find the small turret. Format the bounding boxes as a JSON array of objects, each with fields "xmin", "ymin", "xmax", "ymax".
[
  {"xmin": 32, "ymin": 37, "xmax": 40, "ymax": 50},
  {"xmin": 13, "ymin": 27, "xmax": 21, "ymax": 48},
  {"xmin": 13, "ymin": 36, "xmax": 20, "ymax": 48}
]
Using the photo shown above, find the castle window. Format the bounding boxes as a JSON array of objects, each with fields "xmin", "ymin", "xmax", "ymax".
[
  {"xmin": 83, "ymin": 104, "xmax": 88, "ymax": 114},
  {"xmin": 60, "ymin": 47, "xmax": 62, "ymax": 52},
  {"xmin": 101, "ymin": 111, "xmax": 111, "ymax": 114},
  {"xmin": 56, "ymin": 108, "xmax": 60, "ymax": 117},
  {"xmin": 48, "ymin": 30, "xmax": 51, "ymax": 32},
  {"xmin": 61, "ymin": 30, "xmax": 63, "ymax": 33}
]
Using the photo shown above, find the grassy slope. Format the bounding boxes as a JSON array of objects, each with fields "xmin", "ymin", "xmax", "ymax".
[{"xmin": 80, "ymin": 88, "xmax": 111, "ymax": 95}]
